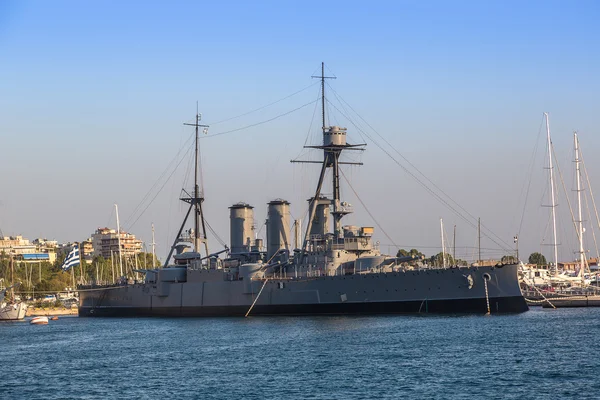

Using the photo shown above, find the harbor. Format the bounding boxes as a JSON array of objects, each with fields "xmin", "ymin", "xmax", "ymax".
[{"xmin": 1, "ymin": 1, "xmax": 599, "ymax": 399}]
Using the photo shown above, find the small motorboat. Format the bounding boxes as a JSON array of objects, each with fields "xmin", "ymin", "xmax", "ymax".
[
  {"xmin": 30, "ymin": 316, "xmax": 49, "ymax": 325},
  {"xmin": 50, "ymin": 316, "xmax": 59, "ymax": 321}
]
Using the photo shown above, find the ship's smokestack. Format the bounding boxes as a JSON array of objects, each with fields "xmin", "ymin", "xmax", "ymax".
[
  {"xmin": 229, "ymin": 202, "xmax": 254, "ymax": 254},
  {"xmin": 266, "ymin": 199, "xmax": 290, "ymax": 259},
  {"xmin": 308, "ymin": 196, "xmax": 330, "ymax": 237}
]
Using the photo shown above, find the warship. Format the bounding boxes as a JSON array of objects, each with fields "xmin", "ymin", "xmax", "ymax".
[{"xmin": 79, "ymin": 66, "xmax": 528, "ymax": 317}]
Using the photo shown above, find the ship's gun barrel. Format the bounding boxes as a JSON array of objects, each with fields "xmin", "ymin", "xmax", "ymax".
[
  {"xmin": 133, "ymin": 269, "xmax": 158, "ymax": 274},
  {"xmin": 198, "ymin": 247, "xmax": 229, "ymax": 262},
  {"xmin": 395, "ymin": 255, "xmax": 420, "ymax": 263}
]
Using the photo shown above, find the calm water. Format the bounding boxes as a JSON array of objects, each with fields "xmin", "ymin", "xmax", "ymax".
[{"xmin": 2, "ymin": 307, "xmax": 599, "ymax": 399}]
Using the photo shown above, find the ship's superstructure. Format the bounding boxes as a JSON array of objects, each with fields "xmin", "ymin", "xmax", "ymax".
[{"xmin": 78, "ymin": 65, "xmax": 528, "ymax": 317}]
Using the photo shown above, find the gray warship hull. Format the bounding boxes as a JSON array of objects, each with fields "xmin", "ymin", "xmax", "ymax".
[{"xmin": 79, "ymin": 264, "xmax": 528, "ymax": 317}]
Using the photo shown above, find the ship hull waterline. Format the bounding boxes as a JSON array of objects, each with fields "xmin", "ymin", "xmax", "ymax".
[{"xmin": 80, "ymin": 296, "xmax": 527, "ymax": 317}]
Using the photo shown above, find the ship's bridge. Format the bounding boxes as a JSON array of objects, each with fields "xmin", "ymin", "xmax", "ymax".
[{"xmin": 306, "ymin": 227, "xmax": 378, "ymax": 253}]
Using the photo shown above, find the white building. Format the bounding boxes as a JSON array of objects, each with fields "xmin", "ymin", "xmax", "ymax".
[{"xmin": 91, "ymin": 228, "xmax": 143, "ymax": 259}]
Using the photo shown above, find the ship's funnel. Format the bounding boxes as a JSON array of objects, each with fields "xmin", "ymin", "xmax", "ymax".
[
  {"xmin": 229, "ymin": 202, "xmax": 255, "ymax": 254},
  {"xmin": 266, "ymin": 199, "xmax": 290, "ymax": 259},
  {"xmin": 308, "ymin": 196, "xmax": 330, "ymax": 237}
]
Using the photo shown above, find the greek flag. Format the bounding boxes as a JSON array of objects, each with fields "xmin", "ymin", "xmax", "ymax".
[{"xmin": 61, "ymin": 245, "xmax": 80, "ymax": 271}]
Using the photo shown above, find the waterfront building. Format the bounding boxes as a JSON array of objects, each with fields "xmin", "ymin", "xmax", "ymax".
[
  {"xmin": 91, "ymin": 228, "xmax": 142, "ymax": 259},
  {"xmin": 81, "ymin": 239, "xmax": 94, "ymax": 262},
  {"xmin": 0, "ymin": 236, "xmax": 57, "ymax": 263},
  {"xmin": 559, "ymin": 257, "xmax": 599, "ymax": 272}
]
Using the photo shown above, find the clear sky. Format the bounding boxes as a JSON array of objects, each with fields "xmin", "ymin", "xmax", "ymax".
[{"xmin": 1, "ymin": 0, "xmax": 599, "ymax": 263}]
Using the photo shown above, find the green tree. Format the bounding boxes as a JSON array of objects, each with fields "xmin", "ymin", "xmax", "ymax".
[
  {"xmin": 396, "ymin": 248, "xmax": 426, "ymax": 259},
  {"xmin": 528, "ymin": 252, "xmax": 547, "ymax": 266},
  {"xmin": 430, "ymin": 252, "xmax": 456, "ymax": 267},
  {"xmin": 396, "ymin": 249, "xmax": 409, "ymax": 257},
  {"xmin": 133, "ymin": 252, "xmax": 161, "ymax": 269},
  {"xmin": 501, "ymin": 255, "xmax": 517, "ymax": 264},
  {"xmin": 409, "ymin": 249, "xmax": 424, "ymax": 258}
]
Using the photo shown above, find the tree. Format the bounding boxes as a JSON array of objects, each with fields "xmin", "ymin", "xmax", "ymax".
[
  {"xmin": 396, "ymin": 249, "xmax": 409, "ymax": 257},
  {"xmin": 528, "ymin": 252, "xmax": 547, "ymax": 266},
  {"xmin": 396, "ymin": 248, "xmax": 426, "ymax": 260},
  {"xmin": 501, "ymin": 255, "xmax": 517, "ymax": 264},
  {"xmin": 134, "ymin": 252, "xmax": 161, "ymax": 268},
  {"xmin": 430, "ymin": 252, "xmax": 456, "ymax": 267}
]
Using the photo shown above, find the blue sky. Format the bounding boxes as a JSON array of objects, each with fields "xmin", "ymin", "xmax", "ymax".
[{"xmin": 1, "ymin": 0, "xmax": 599, "ymax": 262}]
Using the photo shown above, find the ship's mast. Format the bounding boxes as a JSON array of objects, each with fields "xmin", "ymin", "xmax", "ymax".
[
  {"xmin": 293, "ymin": 63, "xmax": 365, "ymax": 255},
  {"xmin": 164, "ymin": 107, "xmax": 210, "ymax": 267},
  {"xmin": 317, "ymin": 62, "xmax": 345, "ymax": 237},
  {"xmin": 545, "ymin": 112, "xmax": 559, "ymax": 274},
  {"xmin": 184, "ymin": 105, "xmax": 210, "ymax": 256},
  {"xmin": 321, "ymin": 62, "xmax": 326, "ymax": 136},
  {"xmin": 574, "ymin": 132, "xmax": 586, "ymax": 284}
]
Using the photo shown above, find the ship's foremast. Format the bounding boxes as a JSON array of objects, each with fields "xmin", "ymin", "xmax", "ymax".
[{"xmin": 164, "ymin": 107, "xmax": 210, "ymax": 267}]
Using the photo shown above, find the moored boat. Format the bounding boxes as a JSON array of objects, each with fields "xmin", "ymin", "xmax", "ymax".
[
  {"xmin": 0, "ymin": 283, "xmax": 28, "ymax": 321},
  {"xmin": 0, "ymin": 300, "xmax": 27, "ymax": 321},
  {"xmin": 30, "ymin": 316, "xmax": 49, "ymax": 325}
]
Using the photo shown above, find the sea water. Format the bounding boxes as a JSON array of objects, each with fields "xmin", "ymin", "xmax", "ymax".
[{"xmin": 2, "ymin": 307, "xmax": 599, "ymax": 399}]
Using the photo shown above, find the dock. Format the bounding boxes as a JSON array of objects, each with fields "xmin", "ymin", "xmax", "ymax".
[
  {"xmin": 540, "ymin": 296, "xmax": 600, "ymax": 308},
  {"xmin": 522, "ymin": 288, "xmax": 600, "ymax": 308}
]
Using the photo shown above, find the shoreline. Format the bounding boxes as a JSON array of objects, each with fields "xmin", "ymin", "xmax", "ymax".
[{"xmin": 26, "ymin": 307, "xmax": 78, "ymax": 317}]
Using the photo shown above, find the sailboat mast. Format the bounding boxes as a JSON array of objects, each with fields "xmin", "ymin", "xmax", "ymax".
[
  {"xmin": 478, "ymin": 217, "xmax": 481, "ymax": 265},
  {"xmin": 575, "ymin": 132, "xmax": 586, "ymax": 283},
  {"xmin": 10, "ymin": 254, "xmax": 14, "ymax": 300},
  {"xmin": 77, "ymin": 241, "xmax": 83, "ymax": 285},
  {"xmin": 440, "ymin": 218, "xmax": 446, "ymax": 268},
  {"xmin": 115, "ymin": 204, "xmax": 123, "ymax": 277},
  {"xmin": 151, "ymin": 223, "xmax": 156, "ymax": 267},
  {"xmin": 545, "ymin": 112, "xmax": 559, "ymax": 273},
  {"xmin": 453, "ymin": 225, "xmax": 457, "ymax": 264},
  {"xmin": 110, "ymin": 250, "xmax": 115, "ymax": 283}
]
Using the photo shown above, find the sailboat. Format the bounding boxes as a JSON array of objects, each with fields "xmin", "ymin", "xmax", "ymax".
[
  {"xmin": 540, "ymin": 132, "xmax": 600, "ymax": 307},
  {"xmin": 0, "ymin": 283, "xmax": 27, "ymax": 321},
  {"xmin": 78, "ymin": 65, "xmax": 527, "ymax": 316},
  {"xmin": 546, "ymin": 132, "xmax": 595, "ymax": 288}
]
